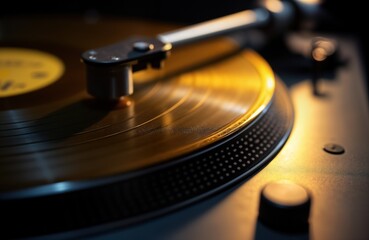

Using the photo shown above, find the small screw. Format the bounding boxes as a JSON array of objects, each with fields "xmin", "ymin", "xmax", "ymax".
[
  {"xmin": 133, "ymin": 42, "xmax": 154, "ymax": 52},
  {"xmin": 323, "ymin": 143, "xmax": 345, "ymax": 154}
]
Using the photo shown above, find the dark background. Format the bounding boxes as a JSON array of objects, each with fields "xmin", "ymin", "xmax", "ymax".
[
  {"xmin": 0, "ymin": 1, "xmax": 365, "ymax": 35},
  {"xmin": 1, "ymin": 0, "xmax": 367, "ymax": 88}
]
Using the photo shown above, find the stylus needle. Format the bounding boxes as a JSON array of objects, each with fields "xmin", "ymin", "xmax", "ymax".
[{"xmin": 81, "ymin": 0, "xmax": 318, "ymax": 101}]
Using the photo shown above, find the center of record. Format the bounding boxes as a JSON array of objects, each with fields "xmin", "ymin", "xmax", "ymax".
[{"xmin": 0, "ymin": 47, "xmax": 64, "ymax": 97}]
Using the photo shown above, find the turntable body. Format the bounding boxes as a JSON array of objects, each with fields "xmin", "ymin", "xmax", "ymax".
[
  {"xmin": 0, "ymin": 16, "xmax": 368, "ymax": 240},
  {"xmin": 89, "ymin": 35, "xmax": 369, "ymax": 240}
]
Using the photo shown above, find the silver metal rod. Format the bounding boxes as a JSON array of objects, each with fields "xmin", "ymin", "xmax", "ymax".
[{"xmin": 157, "ymin": 8, "xmax": 270, "ymax": 47}]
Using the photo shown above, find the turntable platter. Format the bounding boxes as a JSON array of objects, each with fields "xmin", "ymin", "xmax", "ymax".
[
  {"xmin": 0, "ymin": 16, "xmax": 275, "ymax": 191},
  {"xmin": 0, "ymin": 16, "xmax": 293, "ymax": 238}
]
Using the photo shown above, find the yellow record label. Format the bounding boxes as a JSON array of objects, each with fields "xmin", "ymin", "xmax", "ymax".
[{"xmin": 0, "ymin": 47, "xmax": 64, "ymax": 97}]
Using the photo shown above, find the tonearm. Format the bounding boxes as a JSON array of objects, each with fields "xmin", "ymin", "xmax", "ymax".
[{"xmin": 81, "ymin": 0, "xmax": 320, "ymax": 101}]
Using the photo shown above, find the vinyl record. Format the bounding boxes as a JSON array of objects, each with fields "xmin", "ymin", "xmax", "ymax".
[{"xmin": 0, "ymin": 16, "xmax": 293, "ymax": 238}]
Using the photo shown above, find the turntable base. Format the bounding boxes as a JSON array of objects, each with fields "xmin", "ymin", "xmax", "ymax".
[{"xmin": 1, "ymin": 15, "xmax": 368, "ymax": 240}]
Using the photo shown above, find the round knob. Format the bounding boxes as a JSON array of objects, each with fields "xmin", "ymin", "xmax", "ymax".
[{"xmin": 258, "ymin": 180, "xmax": 311, "ymax": 232}]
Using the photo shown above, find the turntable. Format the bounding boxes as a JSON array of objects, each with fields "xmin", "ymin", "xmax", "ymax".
[{"xmin": 0, "ymin": 1, "xmax": 368, "ymax": 239}]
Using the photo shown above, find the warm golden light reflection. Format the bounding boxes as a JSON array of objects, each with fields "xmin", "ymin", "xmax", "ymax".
[
  {"xmin": 176, "ymin": 51, "xmax": 274, "ymax": 128},
  {"xmin": 220, "ymin": 103, "xmax": 248, "ymax": 115},
  {"xmin": 316, "ymin": 39, "xmax": 335, "ymax": 55},
  {"xmin": 117, "ymin": 97, "xmax": 132, "ymax": 107},
  {"xmin": 263, "ymin": 0, "xmax": 284, "ymax": 13},
  {"xmin": 298, "ymin": 0, "xmax": 321, "ymax": 5},
  {"xmin": 281, "ymin": 80, "xmax": 326, "ymax": 170},
  {"xmin": 312, "ymin": 38, "xmax": 336, "ymax": 61},
  {"xmin": 312, "ymin": 47, "xmax": 328, "ymax": 61},
  {"xmin": 263, "ymin": 180, "xmax": 309, "ymax": 206},
  {"xmin": 178, "ymin": 54, "xmax": 263, "ymax": 90},
  {"xmin": 162, "ymin": 110, "xmax": 173, "ymax": 126}
]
